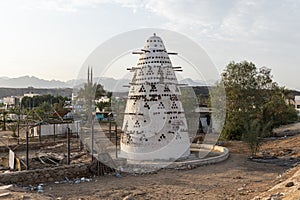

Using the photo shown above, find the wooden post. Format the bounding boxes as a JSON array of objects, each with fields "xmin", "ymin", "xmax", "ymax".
[
  {"xmin": 67, "ymin": 127, "xmax": 71, "ymax": 165},
  {"xmin": 17, "ymin": 112, "xmax": 20, "ymax": 145},
  {"xmin": 91, "ymin": 119, "xmax": 94, "ymax": 161},
  {"xmin": 39, "ymin": 124, "xmax": 42, "ymax": 144},
  {"xmin": 79, "ymin": 121, "xmax": 83, "ymax": 151},
  {"xmin": 26, "ymin": 130, "xmax": 29, "ymax": 170},
  {"xmin": 109, "ymin": 120, "xmax": 112, "ymax": 140},
  {"xmin": 53, "ymin": 124, "xmax": 56, "ymax": 142},
  {"xmin": 115, "ymin": 123, "xmax": 118, "ymax": 158}
]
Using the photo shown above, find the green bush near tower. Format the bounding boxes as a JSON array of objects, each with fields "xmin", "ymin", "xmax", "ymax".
[{"xmin": 220, "ymin": 61, "xmax": 298, "ymax": 144}]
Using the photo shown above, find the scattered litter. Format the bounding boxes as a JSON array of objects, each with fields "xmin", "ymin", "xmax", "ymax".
[
  {"xmin": 37, "ymin": 184, "xmax": 44, "ymax": 193},
  {"xmin": 115, "ymin": 173, "xmax": 122, "ymax": 178},
  {"xmin": 24, "ymin": 185, "xmax": 36, "ymax": 191},
  {"xmin": 64, "ymin": 177, "xmax": 70, "ymax": 183},
  {"xmin": 54, "ymin": 177, "xmax": 92, "ymax": 184},
  {"xmin": 80, "ymin": 177, "xmax": 85, "ymax": 182}
]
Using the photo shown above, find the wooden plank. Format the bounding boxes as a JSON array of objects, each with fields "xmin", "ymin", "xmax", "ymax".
[
  {"xmin": 0, "ymin": 185, "xmax": 13, "ymax": 190},
  {"xmin": 0, "ymin": 192, "xmax": 10, "ymax": 198}
]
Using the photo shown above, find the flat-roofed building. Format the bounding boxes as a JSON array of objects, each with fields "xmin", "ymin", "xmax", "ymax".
[{"xmin": 3, "ymin": 96, "xmax": 20, "ymax": 109}]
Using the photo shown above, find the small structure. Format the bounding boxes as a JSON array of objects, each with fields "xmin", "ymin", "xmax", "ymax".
[
  {"xmin": 3, "ymin": 96, "xmax": 20, "ymax": 109},
  {"xmin": 32, "ymin": 122, "xmax": 80, "ymax": 137},
  {"xmin": 295, "ymin": 96, "xmax": 300, "ymax": 115},
  {"xmin": 23, "ymin": 92, "xmax": 40, "ymax": 98},
  {"xmin": 120, "ymin": 33, "xmax": 190, "ymax": 161}
]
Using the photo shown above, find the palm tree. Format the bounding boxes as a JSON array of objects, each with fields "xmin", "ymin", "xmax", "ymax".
[
  {"xmin": 1, "ymin": 110, "xmax": 8, "ymax": 131},
  {"xmin": 7, "ymin": 122, "xmax": 18, "ymax": 137},
  {"xmin": 78, "ymin": 83, "xmax": 107, "ymax": 125}
]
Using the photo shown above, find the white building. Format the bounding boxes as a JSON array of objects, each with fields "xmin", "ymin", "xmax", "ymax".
[
  {"xmin": 295, "ymin": 96, "xmax": 300, "ymax": 114},
  {"xmin": 23, "ymin": 92, "xmax": 40, "ymax": 98},
  {"xmin": 120, "ymin": 34, "xmax": 190, "ymax": 161},
  {"xmin": 95, "ymin": 96, "xmax": 110, "ymax": 103},
  {"xmin": 3, "ymin": 96, "xmax": 20, "ymax": 109},
  {"xmin": 32, "ymin": 121, "xmax": 81, "ymax": 137}
]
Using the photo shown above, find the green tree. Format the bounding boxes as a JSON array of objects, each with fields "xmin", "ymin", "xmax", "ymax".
[
  {"xmin": 0, "ymin": 110, "xmax": 8, "ymax": 131},
  {"xmin": 261, "ymin": 90, "xmax": 298, "ymax": 131},
  {"xmin": 221, "ymin": 61, "xmax": 297, "ymax": 140},
  {"xmin": 78, "ymin": 83, "xmax": 107, "ymax": 100},
  {"xmin": 21, "ymin": 94, "xmax": 69, "ymax": 110},
  {"xmin": 95, "ymin": 84, "xmax": 107, "ymax": 99},
  {"xmin": 96, "ymin": 101, "xmax": 111, "ymax": 112},
  {"xmin": 35, "ymin": 102, "xmax": 52, "ymax": 121}
]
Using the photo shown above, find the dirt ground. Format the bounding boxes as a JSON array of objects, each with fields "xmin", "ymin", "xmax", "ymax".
[{"xmin": 1, "ymin": 123, "xmax": 300, "ymax": 200}]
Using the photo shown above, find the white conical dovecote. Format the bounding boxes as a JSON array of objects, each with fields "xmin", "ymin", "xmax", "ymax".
[{"xmin": 120, "ymin": 33, "xmax": 190, "ymax": 161}]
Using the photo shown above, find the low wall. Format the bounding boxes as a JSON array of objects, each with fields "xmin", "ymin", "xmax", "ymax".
[
  {"xmin": 0, "ymin": 163, "xmax": 91, "ymax": 185},
  {"xmin": 188, "ymin": 144, "xmax": 228, "ymax": 163},
  {"xmin": 123, "ymin": 144, "xmax": 230, "ymax": 172},
  {"xmin": 167, "ymin": 144, "xmax": 229, "ymax": 169}
]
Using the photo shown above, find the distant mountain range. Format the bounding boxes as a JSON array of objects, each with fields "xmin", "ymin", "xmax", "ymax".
[
  {"xmin": 0, "ymin": 76, "xmax": 69, "ymax": 88},
  {"xmin": 0, "ymin": 76, "xmax": 215, "ymax": 92}
]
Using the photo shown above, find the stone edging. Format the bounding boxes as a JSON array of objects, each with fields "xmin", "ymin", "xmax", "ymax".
[
  {"xmin": 167, "ymin": 144, "xmax": 229, "ymax": 169},
  {"xmin": 0, "ymin": 163, "xmax": 91, "ymax": 185}
]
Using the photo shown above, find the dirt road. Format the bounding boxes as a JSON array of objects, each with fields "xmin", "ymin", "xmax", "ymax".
[{"xmin": 1, "ymin": 124, "xmax": 300, "ymax": 199}]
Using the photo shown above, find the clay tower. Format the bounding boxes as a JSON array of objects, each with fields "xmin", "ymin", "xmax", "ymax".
[{"xmin": 120, "ymin": 33, "xmax": 190, "ymax": 160}]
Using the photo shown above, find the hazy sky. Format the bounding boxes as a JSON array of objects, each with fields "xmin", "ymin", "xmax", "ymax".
[{"xmin": 1, "ymin": 0, "xmax": 300, "ymax": 89}]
